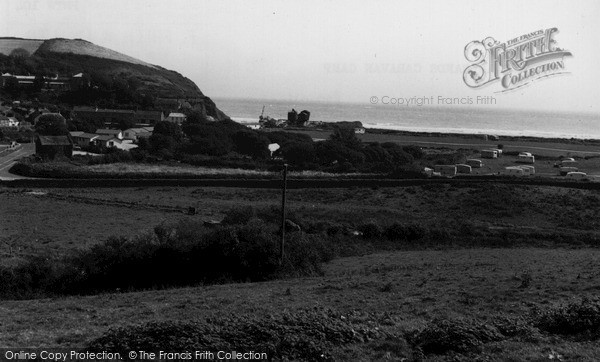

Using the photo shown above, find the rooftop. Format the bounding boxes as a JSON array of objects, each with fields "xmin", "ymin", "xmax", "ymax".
[{"xmin": 37, "ymin": 135, "xmax": 72, "ymax": 146}]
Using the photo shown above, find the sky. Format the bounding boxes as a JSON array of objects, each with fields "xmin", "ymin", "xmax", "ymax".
[{"xmin": 1, "ymin": 0, "xmax": 599, "ymax": 113}]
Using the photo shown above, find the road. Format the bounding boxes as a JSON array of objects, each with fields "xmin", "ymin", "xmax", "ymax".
[{"xmin": 0, "ymin": 143, "xmax": 35, "ymax": 180}]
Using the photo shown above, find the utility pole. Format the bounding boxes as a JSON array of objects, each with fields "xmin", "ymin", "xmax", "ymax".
[{"xmin": 280, "ymin": 163, "xmax": 288, "ymax": 265}]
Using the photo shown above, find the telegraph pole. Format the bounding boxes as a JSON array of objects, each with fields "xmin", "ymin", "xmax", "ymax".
[{"xmin": 280, "ymin": 163, "xmax": 288, "ymax": 265}]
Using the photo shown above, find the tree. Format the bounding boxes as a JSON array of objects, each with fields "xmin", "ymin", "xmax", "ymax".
[
  {"xmin": 9, "ymin": 48, "xmax": 30, "ymax": 58},
  {"xmin": 329, "ymin": 126, "xmax": 361, "ymax": 149},
  {"xmin": 32, "ymin": 74, "xmax": 45, "ymax": 93},
  {"xmin": 232, "ymin": 130, "xmax": 270, "ymax": 159},
  {"xmin": 3, "ymin": 76, "xmax": 20, "ymax": 97},
  {"xmin": 154, "ymin": 121, "xmax": 183, "ymax": 142},
  {"xmin": 116, "ymin": 118, "xmax": 137, "ymax": 131},
  {"xmin": 35, "ymin": 114, "xmax": 69, "ymax": 136},
  {"xmin": 282, "ymin": 142, "xmax": 316, "ymax": 166}
]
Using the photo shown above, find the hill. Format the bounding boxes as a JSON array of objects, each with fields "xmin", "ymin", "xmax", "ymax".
[
  {"xmin": 0, "ymin": 37, "xmax": 44, "ymax": 56},
  {"xmin": 0, "ymin": 37, "xmax": 230, "ymax": 120},
  {"xmin": 36, "ymin": 38, "xmax": 157, "ymax": 69}
]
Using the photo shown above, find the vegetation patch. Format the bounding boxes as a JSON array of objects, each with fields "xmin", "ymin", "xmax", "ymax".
[
  {"xmin": 532, "ymin": 298, "xmax": 600, "ymax": 340},
  {"xmin": 408, "ymin": 317, "xmax": 504, "ymax": 355},
  {"xmin": 87, "ymin": 308, "xmax": 384, "ymax": 361}
]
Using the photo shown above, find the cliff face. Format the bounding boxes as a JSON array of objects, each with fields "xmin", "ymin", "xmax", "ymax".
[{"xmin": 0, "ymin": 37, "xmax": 229, "ymax": 121}]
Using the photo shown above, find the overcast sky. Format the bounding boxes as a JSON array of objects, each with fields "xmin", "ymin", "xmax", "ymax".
[{"xmin": 1, "ymin": 0, "xmax": 598, "ymax": 113}]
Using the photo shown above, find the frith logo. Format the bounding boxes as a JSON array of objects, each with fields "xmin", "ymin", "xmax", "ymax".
[{"xmin": 463, "ymin": 28, "xmax": 572, "ymax": 92}]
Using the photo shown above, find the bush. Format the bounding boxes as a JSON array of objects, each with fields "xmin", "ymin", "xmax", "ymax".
[
  {"xmin": 221, "ymin": 206, "xmax": 257, "ymax": 225},
  {"xmin": 358, "ymin": 221, "xmax": 383, "ymax": 239},
  {"xmin": 0, "ymin": 212, "xmax": 334, "ymax": 299},
  {"xmin": 87, "ymin": 308, "xmax": 368, "ymax": 361},
  {"xmin": 384, "ymin": 223, "xmax": 426, "ymax": 242},
  {"xmin": 532, "ymin": 298, "xmax": 600, "ymax": 339},
  {"xmin": 408, "ymin": 318, "xmax": 503, "ymax": 355}
]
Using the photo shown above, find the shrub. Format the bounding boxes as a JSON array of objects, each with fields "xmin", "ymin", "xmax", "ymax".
[
  {"xmin": 221, "ymin": 206, "xmax": 257, "ymax": 225},
  {"xmin": 408, "ymin": 318, "xmax": 503, "ymax": 355},
  {"xmin": 384, "ymin": 223, "xmax": 426, "ymax": 242},
  {"xmin": 0, "ymin": 213, "xmax": 334, "ymax": 299},
  {"xmin": 87, "ymin": 308, "xmax": 372, "ymax": 361},
  {"xmin": 358, "ymin": 221, "xmax": 383, "ymax": 239},
  {"xmin": 532, "ymin": 298, "xmax": 600, "ymax": 339}
]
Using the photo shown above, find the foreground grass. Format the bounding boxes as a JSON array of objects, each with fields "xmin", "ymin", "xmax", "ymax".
[{"xmin": 1, "ymin": 248, "xmax": 600, "ymax": 360}]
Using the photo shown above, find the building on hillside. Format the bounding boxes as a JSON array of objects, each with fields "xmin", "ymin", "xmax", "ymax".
[
  {"xmin": 1, "ymin": 73, "xmax": 86, "ymax": 91},
  {"xmin": 70, "ymin": 131, "xmax": 99, "ymax": 147},
  {"xmin": 354, "ymin": 127, "xmax": 366, "ymax": 134},
  {"xmin": 165, "ymin": 112, "xmax": 187, "ymax": 125},
  {"xmin": 92, "ymin": 135, "xmax": 138, "ymax": 151},
  {"xmin": 123, "ymin": 127, "xmax": 153, "ymax": 141},
  {"xmin": 135, "ymin": 110, "xmax": 164, "ymax": 125},
  {"xmin": 0, "ymin": 116, "xmax": 19, "ymax": 127},
  {"xmin": 95, "ymin": 129, "xmax": 124, "ymax": 140},
  {"xmin": 93, "ymin": 135, "xmax": 121, "ymax": 148},
  {"xmin": 35, "ymin": 135, "xmax": 73, "ymax": 159},
  {"xmin": 73, "ymin": 107, "xmax": 136, "ymax": 126}
]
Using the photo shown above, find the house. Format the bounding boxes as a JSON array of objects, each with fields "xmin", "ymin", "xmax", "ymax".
[
  {"xmin": 1, "ymin": 73, "xmax": 84, "ymax": 91},
  {"xmin": 95, "ymin": 129, "xmax": 123, "ymax": 140},
  {"xmin": 165, "ymin": 112, "xmax": 187, "ymax": 125},
  {"xmin": 0, "ymin": 116, "xmax": 19, "ymax": 127},
  {"xmin": 93, "ymin": 135, "xmax": 121, "ymax": 148},
  {"xmin": 244, "ymin": 123, "xmax": 261, "ymax": 130},
  {"xmin": 93, "ymin": 135, "xmax": 138, "ymax": 150},
  {"xmin": 123, "ymin": 127, "xmax": 152, "ymax": 141},
  {"xmin": 35, "ymin": 135, "xmax": 73, "ymax": 159},
  {"xmin": 73, "ymin": 107, "xmax": 136, "ymax": 126},
  {"xmin": 354, "ymin": 127, "xmax": 366, "ymax": 134},
  {"xmin": 135, "ymin": 110, "xmax": 164, "ymax": 125},
  {"xmin": 70, "ymin": 132, "xmax": 99, "ymax": 147}
]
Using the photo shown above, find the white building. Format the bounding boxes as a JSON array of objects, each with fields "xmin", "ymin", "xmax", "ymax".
[{"xmin": 165, "ymin": 113, "xmax": 187, "ymax": 125}]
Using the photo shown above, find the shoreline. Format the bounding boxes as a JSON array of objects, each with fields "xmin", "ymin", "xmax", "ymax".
[
  {"xmin": 280, "ymin": 126, "xmax": 600, "ymax": 147},
  {"xmin": 231, "ymin": 117, "xmax": 600, "ymax": 144},
  {"xmin": 363, "ymin": 127, "xmax": 600, "ymax": 145}
]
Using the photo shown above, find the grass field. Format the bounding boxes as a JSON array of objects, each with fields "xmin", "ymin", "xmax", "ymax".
[
  {"xmin": 2, "ymin": 182, "xmax": 600, "ymax": 359},
  {"xmin": 2, "ymin": 183, "xmax": 600, "ymax": 260},
  {"xmin": 1, "ymin": 248, "xmax": 600, "ymax": 360}
]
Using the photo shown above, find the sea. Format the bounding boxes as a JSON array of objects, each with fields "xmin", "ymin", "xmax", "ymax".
[{"xmin": 214, "ymin": 98, "xmax": 600, "ymax": 140}]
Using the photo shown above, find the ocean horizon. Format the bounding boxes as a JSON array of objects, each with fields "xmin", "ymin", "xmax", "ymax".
[{"xmin": 214, "ymin": 97, "xmax": 600, "ymax": 140}]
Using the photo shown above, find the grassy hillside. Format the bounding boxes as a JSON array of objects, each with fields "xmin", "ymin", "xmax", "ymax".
[
  {"xmin": 37, "ymin": 38, "xmax": 156, "ymax": 68},
  {"xmin": 2, "ymin": 248, "xmax": 600, "ymax": 360},
  {"xmin": 0, "ymin": 37, "xmax": 44, "ymax": 56},
  {"xmin": 2, "ymin": 183, "xmax": 600, "ymax": 359},
  {"xmin": 0, "ymin": 37, "xmax": 230, "ymax": 120}
]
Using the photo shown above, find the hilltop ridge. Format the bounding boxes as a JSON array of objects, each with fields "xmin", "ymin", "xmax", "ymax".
[{"xmin": 0, "ymin": 37, "xmax": 229, "ymax": 121}]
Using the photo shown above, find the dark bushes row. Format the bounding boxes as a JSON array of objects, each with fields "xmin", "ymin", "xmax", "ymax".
[
  {"xmin": 87, "ymin": 308, "xmax": 379, "ymax": 361},
  {"xmin": 409, "ymin": 298, "xmax": 600, "ymax": 356},
  {"xmin": 0, "ymin": 216, "xmax": 333, "ymax": 300},
  {"xmin": 86, "ymin": 298, "xmax": 600, "ymax": 359}
]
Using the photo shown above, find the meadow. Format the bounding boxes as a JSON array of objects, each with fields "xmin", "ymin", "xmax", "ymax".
[{"xmin": 2, "ymin": 182, "xmax": 600, "ymax": 360}]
